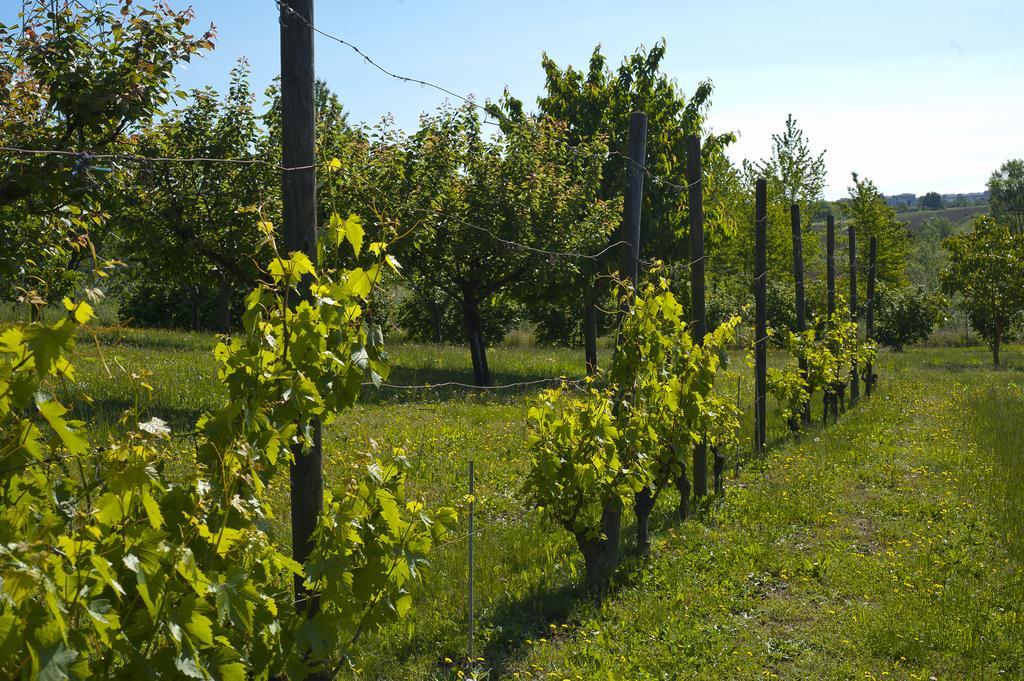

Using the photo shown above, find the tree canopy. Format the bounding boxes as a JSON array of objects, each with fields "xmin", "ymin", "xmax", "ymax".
[
  {"xmin": 0, "ymin": 0, "xmax": 213, "ymax": 307},
  {"xmin": 941, "ymin": 215, "xmax": 1024, "ymax": 366}
]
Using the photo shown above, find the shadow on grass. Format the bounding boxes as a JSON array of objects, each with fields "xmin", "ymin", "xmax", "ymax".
[
  {"xmin": 86, "ymin": 327, "xmax": 216, "ymax": 353},
  {"xmin": 64, "ymin": 397, "xmax": 205, "ymax": 434}
]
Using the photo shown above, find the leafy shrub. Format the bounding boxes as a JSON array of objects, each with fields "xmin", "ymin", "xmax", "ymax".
[
  {"xmin": 0, "ymin": 213, "xmax": 454, "ymax": 678},
  {"xmin": 874, "ymin": 285, "xmax": 947, "ymax": 351},
  {"xmin": 767, "ymin": 366, "xmax": 809, "ymax": 432},
  {"xmin": 524, "ymin": 278, "xmax": 740, "ymax": 592}
]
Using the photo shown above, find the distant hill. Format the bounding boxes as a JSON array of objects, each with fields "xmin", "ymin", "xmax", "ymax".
[
  {"xmin": 883, "ymin": 191, "xmax": 989, "ymax": 210},
  {"xmin": 895, "ymin": 204, "xmax": 988, "ymax": 233}
]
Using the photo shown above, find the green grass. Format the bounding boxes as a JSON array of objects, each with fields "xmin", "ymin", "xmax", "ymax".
[{"xmin": 61, "ymin": 328, "xmax": 1024, "ymax": 679}]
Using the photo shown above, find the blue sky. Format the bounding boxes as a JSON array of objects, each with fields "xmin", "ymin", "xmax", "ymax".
[{"xmin": 9, "ymin": 1, "xmax": 1024, "ymax": 198}]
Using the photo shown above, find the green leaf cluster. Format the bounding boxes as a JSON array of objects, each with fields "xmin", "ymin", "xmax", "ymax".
[
  {"xmin": 0, "ymin": 215, "xmax": 454, "ymax": 678},
  {"xmin": 523, "ymin": 277, "xmax": 740, "ymax": 585}
]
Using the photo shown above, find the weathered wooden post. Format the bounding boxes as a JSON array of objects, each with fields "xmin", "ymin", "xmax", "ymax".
[
  {"xmin": 620, "ymin": 112, "xmax": 653, "ymax": 552},
  {"xmin": 279, "ymin": 0, "xmax": 325, "ymax": 656},
  {"xmin": 865, "ymin": 236, "xmax": 877, "ymax": 396},
  {"xmin": 790, "ymin": 204, "xmax": 811, "ymax": 426},
  {"xmin": 754, "ymin": 179, "xmax": 768, "ymax": 456},
  {"xmin": 825, "ymin": 214, "xmax": 837, "ymax": 421},
  {"xmin": 848, "ymin": 224, "xmax": 859, "ymax": 404},
  {"xmin": 620, "ymin": 112, "xmax": 646, "ymax": 300},
  {"xmin": 686, "ymin": 134, "xmax": 709, "ymax": 501}
]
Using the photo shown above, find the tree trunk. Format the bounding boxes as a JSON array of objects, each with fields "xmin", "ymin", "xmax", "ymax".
[
  {"xmin": 432, "ymin": 303, "xmax": 443, "ymax": 344},
  {"xmin": 993, "ymin": 328, "xmax": 1002, "ymax": 368},
  {"xmin": 217, "ymin": 272, "xmax": 231, "ymax": 333},
  {"xmin": 633, "ymin": 486, "xmax": 656, "ymax": 555},
  {"xmin": 462, "ymin": 288, "xmax": 491, "ymax": 386},
  {"xmin": 575, "ymin": 497, "xmax": 623, "ymax": 595},
  {"xmin": 713, "ymin": 446, "xmax": 725, "ymax": 495},
  {"xmin": 584, "ymin": 285, "xmax": 599, "ymax": 375}
]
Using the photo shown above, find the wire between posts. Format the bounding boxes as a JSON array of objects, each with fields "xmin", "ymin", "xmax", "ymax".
[{"xmin": 0, "ymin": 146, "xmax": 315, "ymax": 172}]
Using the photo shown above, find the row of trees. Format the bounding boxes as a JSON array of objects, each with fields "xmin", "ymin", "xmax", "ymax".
[{"xmin": 4, "ymin": 1, "xmax": 1023, "ymax": 380}]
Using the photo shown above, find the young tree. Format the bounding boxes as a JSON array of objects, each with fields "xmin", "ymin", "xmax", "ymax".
[
  {"xmin": 987, "ymin": 159, "xmax": 1024, "ymax": 233},
  {"xmin": 389, "ymin": 103, "xmax": 618, "ymax": 385},
  {"xmin": 0, "ymin": 0, "xmax": 213, "ymax": 306},
  {"xmin": 734, "ymin": 114, "xmax": 827, "ymax": 321},
  {"xmin": 842, "ymin": 173, "xmax": 910, "ymax": 297},
  {"xmin": 941, "ymin": 216, "xmax": 1024, "ymax": 366}
]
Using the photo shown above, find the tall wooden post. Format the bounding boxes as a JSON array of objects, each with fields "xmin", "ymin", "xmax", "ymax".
[
  {"xmin": 848, "ymin": 224, "xmax": 860, "ymax": 403},
  {"xmin": 865, "ymin": 236, "xmax": 877, "ymax": 396},
  {"xmin": 754, "ymin": 179, "xmax": 768, "ymax": 456},
  {"xmin": 826, "ymin": 215, "xmax": 836, "ymax": 316},
  {"xmin": 790, "ymin": 204, "xmax": 811, "ymax": 426},
  {"xmin": 621, "ymin": 111, "xmax": 647, "ymax": 553},
  {"xmin": 280, "ymin": 0, "xmax": 322, "ymax": 624},
  {"xmin": 824, "ymin": 214, "xmax": 836, "ymax": 421},
  {"xmin": 686, "ymin": 134, "xmax": 709, "ymax": 499},
  {"xmin": 620, "ymin": 112, "xmax": 646, "ymax": 299}
]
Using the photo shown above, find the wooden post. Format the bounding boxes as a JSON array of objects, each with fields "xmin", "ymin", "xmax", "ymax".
[
  {"xmin": 754, "ymin": 179, "xmax": 768, "ymax": 456},
  {"xmin": 865, "ymin": 236, "xmax": 877, "ymax": 396},
  {"xmin": 826, "ymin": 214, "xmax": 836, "ymax": 315},
  {"xmin": 848, "ymin": 224, "xmax": 860, "ymax": 403},
  {"xmin": 825, "ymin": 214, "xmax": 836, "ymax": 421},
  {"xmin": 790, "ymin": 204, "xmax": 811, "ymax": 426},
  {"xmin": 620, "ymin": 112, "xmax": 646, "ymax": 299},
  {"xmin": 686, "ymin": 134, "xmax": 709, "ymax": 499},
  {"xmin": 279, "ymin": 0, "xmax": 323, "ymax": 623}
]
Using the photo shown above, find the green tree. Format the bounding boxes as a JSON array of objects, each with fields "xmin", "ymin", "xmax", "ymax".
[
  {"xmin": 735, "ymin": 115, "xmax": 828, "ymax": 327},
  {"xmin": 109, "ymin": 62, "xmax": 269, "ymax": 331},
  {"xmin": 842, "ymin": 173, "xmax": 910, "ymax": 297},
  {"xmin": 505, "ymin": 41, "xmax": 733, "ymax": 363},
  {"xmin": 941, "ymin": 216, "xmax": 1024, "ymax": 366},
  {"xmin": 0, "ymin": 0, "xmax": 213, "ymax": 306},
  {"xmin": 919, "ymin": 191, "xmax": 943, "ymax": 210},
  {"xmin": 987, "ymin": 159, "xmax": 1024, "ymax": 232},
  {"xmin": 874, "ymin": 285, "xmax": 947, "ymax": 351},
  {"xmin": 388, "ymin": 103, "xmax": 617, "ymax": 385}
]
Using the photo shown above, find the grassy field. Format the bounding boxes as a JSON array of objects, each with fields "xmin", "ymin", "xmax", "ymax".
[
  {"xmin": 895, "ymin": 205, "xmax": 988, "ymax": 233},
  {"xmin": 61, "ymin": 327, "xmax": 1024, "ymax": 680}
]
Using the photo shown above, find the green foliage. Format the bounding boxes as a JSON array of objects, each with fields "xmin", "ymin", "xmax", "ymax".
[
  {"xmin": 941, "ymin": 215, "xmax": 1024, "ymax": 365},
  {"xmin": 524, "ymin": 386, "xmax": 638, "ymax": 541},
  {"xmin": 0, "ymin": 0, "xmax": 214, "ymax": 304},
  {"xmin": 0, "ymin": 215, "xmax": 453, "ymax": 678},
  {"xmin": 767, "ymin": 365, "xmax": 809, "ymax": 432},
  {"xmin": 874, "ymin": 285, "xmax": 947, "ymax": 351},
  {"xmin": 524, "ymin": 278, "xmax": 740, "ymax": 589},
  {"xmin": 918, "ymin": 192, "xmax": 943, "ymax": 210},
  {"xmin": 715, "ymin": 115, "xmax": 826, "ymax": 300},
  {"xmin": 785, "ymin": 301, "xmax": 875, "ymax": 412},
  {"xmin": 110, "ymin": 62, "xmax": 269, "ymax": 331},
  {"xmin": 907, "ymin": 217, "xmax": 957, "ymax": 290},
  {"xmin": 842, "ymin": 173, "xmax": 911, "ymax": 294},
  {"xmin": 394, "ymin": 286, "xmax": 523, "ymax": 345},
  {"xmin": 384, "ymin": 103, "xmax": 618, "ymax": 383},
  {"xmin": 987, "ymin": 159, "xmax": 1024, "ymax": 232},
  {"xmin": 529, "ymin": 42, "xmax": 734, "ymax": 265}
]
